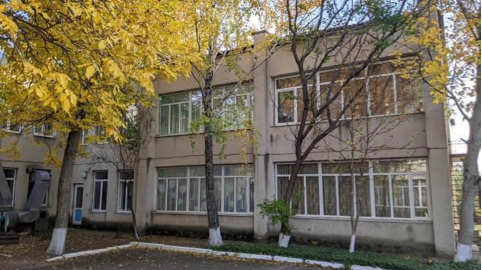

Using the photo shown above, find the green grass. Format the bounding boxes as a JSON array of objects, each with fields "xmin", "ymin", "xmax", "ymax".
[{"xmin": 211, "ymin": 244, "xmax": 481, "ymax": 270}]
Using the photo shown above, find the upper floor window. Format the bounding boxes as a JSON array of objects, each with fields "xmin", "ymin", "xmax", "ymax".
[
  {"xmin": 33, "ymin": 123, "xmax": 55, "ymax": 138},
  {"xmin": 2, "ymin": 120, "xmax": 22, "ymax": 134},
  {"xmin": 158, "ymin": 83, "xmax": 253, "ymax": 136},
  {"xmin": 82, "ymin": 126, "xmax": 107, "ymax": 145},
  {"xmin": 275, "ymin": 62, "xmax": 423, "ymax": 125}
]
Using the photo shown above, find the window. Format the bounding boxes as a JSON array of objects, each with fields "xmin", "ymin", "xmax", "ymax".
[
  {"xmin": 3, "ymin": 168, "xmax": 16, "ymax": 206},
  {"xmin": 117, "ymin": 170, "xmax": 134, "ymax": 212},
  {"xmin": 159, "ymin": 83, "xmax": 253, "ymax": 136},
  {"xmin": 275, "ymin": 159, "xmax": 429, "ymax": 219},
  {"xmin": 274, "ymin": 61, "xmax": 423, "ymax": 125},
  {"xmin": 82, "ymin": 126, "xmax": 107, "ymax": 144},
  {"xmin": 93, "ymin": 171, "xmax": 108, "ymax": 211},
  {"xmin": 157, "ymin": 165, "xmax": 254, "ymax": 213},
  {"xmin": 33, "ymin": 123, "xmax": 55, "ymax": 137},
  {"xmin": 2, "ymin": 120, "xmax": 22, "ymax": 133}
]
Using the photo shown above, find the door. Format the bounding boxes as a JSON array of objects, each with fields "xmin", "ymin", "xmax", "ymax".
[{"xmin": 73, "ymin": 184, "xmax": 84, "ymax": 225}]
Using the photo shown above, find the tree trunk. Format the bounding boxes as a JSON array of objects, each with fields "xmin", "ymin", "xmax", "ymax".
[
  {"xmin": 278, "ymin": 222, "xmax": 291, "ymax": 248},
  {"xmin": 350, "ymin": 173, "xmax": 358, "ymax": 253},
  {"xmin": 47, "ymin": 129, "xmax": 82, "ymax": 255},
  {"xmin": 455, "ymin": 65, "xmax": 481, "ymax": 262},
  {"xmin": 205, "ymin": 134, "xmax": 222, "ymax": 246}
]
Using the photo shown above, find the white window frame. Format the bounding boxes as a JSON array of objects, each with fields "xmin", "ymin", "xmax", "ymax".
[
  {"xmin": 117, "ymin": 170, "xmax": 134, "ymax": 212},
  {"xmin": 158, "ymin": 83, "xmax": 254, "ymax": 136},
  {"xmin": 33, "ymin": 123, "xmax": 56, "ymax": 138},
  {"xmin": 275, "ymin": 159, "xmax": 431, "ymax": 221},
  {"xmin": 92, "ymin": 171, "xmax": 108, "ymax": 212},
  {"xmin": 3, "ymin": 168, "xmax": 16, "ymax": 206},
  {"xmin": 156, "ymin": 165, "xmax": 254, "ymax": 215},
  {"xmin": 274, "ymin": 61, "xmax": 423, "ymax": 126}
]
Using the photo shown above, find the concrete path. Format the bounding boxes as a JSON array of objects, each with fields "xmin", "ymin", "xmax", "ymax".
[{"xmin": 2, "ymin": 247, "xmax": 328, "ymax": 270}]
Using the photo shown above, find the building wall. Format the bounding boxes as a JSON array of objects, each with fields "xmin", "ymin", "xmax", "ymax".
[{"xmin": 0, "ymin": 130, "xmax": 62, "ymax": 219}]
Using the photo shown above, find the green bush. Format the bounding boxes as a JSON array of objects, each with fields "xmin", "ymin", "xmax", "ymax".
[{"xmin": 211, "ymin": 244, "xmax": 481, "ymax": 270}]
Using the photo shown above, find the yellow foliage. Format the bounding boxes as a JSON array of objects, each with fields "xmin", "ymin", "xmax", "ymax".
[{"xmin": 0, "ymin": 0, "xmax": 197, "ymax": 146}]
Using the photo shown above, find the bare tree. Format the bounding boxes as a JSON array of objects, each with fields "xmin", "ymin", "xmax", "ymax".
[
  {"xmin": 91, "ymin": 104, "xmax": 152, "ymax": 241},
  {"xmin": 269, "ymin": 0, "xmax": 427, "ymax": 247},
  {"xmin": 321, "ymin": 65, "xmax": 419, "ymax": 252}
]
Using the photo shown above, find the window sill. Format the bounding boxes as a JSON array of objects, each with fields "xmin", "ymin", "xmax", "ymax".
[
  {"xmin": 33, "ymin": 134, "xmax": 56, "ymax": 139},
  {"xmin": 151, "ymin": 210, "xmax": 254, "ymax": 217},
  {"xmin": 291, "ymin": 215, "xmax": 432, "ymax": 223},
  {"xmin": 273, "ymin": 112, "xmax": 425, "ymax": 128},
  {"xmin": 3, "ymin": 130, "xmax": 22, "ymax": 134},
  {"xmin": 90, "ymin": 210, "xmax": 107, "ymax": 213},
  {"xmin": 115, "ymin": 211, "xmax": 132, "ymax": 215}
]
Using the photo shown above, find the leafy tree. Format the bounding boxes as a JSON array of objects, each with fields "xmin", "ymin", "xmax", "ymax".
[
  {"xmin": 401, "ymin": 0, "xmax": 480, "ymax": 261},
  {"xmin": 184, "ymin": 0, "xmax": 265, "ymax": 246},
  {"xmin": 0, "ymin": 1, "xmax": 193, "ymax": 255},
  {"xmin": 263, "ymin": 0, "xmax": 427, "ymax": 247}
]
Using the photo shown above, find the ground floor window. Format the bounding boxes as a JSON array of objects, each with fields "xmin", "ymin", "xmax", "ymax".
[
  {"xmin": 157, "ymin": 165, "xmax": 254, "ymax": 213},
  {"xmin": 3, "ymin": 168, "xmax": 16, "ymax": 206},
  {"xmin": 93, "ymin": 171, "xmax": 108, "ymax": 211},
  {"xmin": 276, "ymin": 159, "xmax": 429, "ymax": 219},
  {"xmin": 118, "ymin": 170, "xmax": 134, "ymax": 212}
]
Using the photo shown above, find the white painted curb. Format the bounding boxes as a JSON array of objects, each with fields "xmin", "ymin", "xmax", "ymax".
[
  {"xmin": 45, "ymin": 241, "xmax": 388, "ymax": 270},
  {"xmin": 45, "ymin": 243, "xmax": 134, "ymax": 262}
]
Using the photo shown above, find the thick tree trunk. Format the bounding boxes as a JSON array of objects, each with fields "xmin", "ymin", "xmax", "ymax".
[
  {"xmin": 202, "ymin": 69, "xmax": 223, "ymax": 247},
  {"xmin": 205, "ymin": 134, "xmax": 222, "ymax": 246},
  {"xmin": 47, "ymin": 129, "xmax": 82, "ymax": 255},
  {"xmin": 455, "ymin": 65, "xmax": 481, "ymax": 262}
]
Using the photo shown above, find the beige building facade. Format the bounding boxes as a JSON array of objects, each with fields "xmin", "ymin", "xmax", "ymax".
[{"xmin": 1, "ymin": 31, "xmax": 456, "ymax": 257}]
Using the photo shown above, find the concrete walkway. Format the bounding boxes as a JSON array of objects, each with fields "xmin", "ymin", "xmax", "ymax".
[{"xmin": 2, "ymin": 247, "xmax": 328, "ymax": 270}]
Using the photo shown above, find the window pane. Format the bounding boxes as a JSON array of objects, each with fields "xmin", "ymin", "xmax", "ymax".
[
  {"xmin": 413, "ymin": 176, "xmax": 428, "ymax": 217},
  {"xmin": 294, "ymin": 177, "xmax": 305, "ymax": 215},
  {"xmin": 170, "ymin": 104, "xmax": 180, "ymax": 134},
  {"xmin": 4, "ymin": 169, "xmax": 15, "ymax": 179},
  {"xmin": 249, "ymin": 177, "xmax": 255, "ymax": 213},
  {"xmin": 157, "ymin": 179, "xmax": 166, "ymax": 210},
  {"xmin": 277, "ymin": 164, "xmax": 293, "ymax": 175},
  {"xmin": 180, "ymin": 103, "xmax": 190, "ymax": 133},
  {"xmin": 277, "ymin": 176, "xmax": 289, "ymax": 201},
  {"xmin": 393, "ymin": 175, "xmax": 410, "ymax": 218},
  {"xmin": 177, "ymin": 179, "xmax": 187, "ymax": 211},
  {"xmin": 339, "ymin": 176, "xmax": 351, "ymax": 216},
  {"xmin": 374, "ymin": 175, "xmax": 390, "ymax": 217},
  {"xmin": 200, "ymin": 178, "xmax": 207, "ymax": 211},
  {"xmin": 127, "ymin": 181, "xmax": 133, "ymax": 211},
  {"xmin": 224, "ymin": 165, "xmax": 254, "ymax": 176},
  {"xmin": 369, "ymin": 75, "xmax": 394, "ymax": 116},
  {"xmin": 276, "ymin": 77, "xmax": 301, "ymax": 89},
  {"xmin": 95, "ymin": 171, "xmax": 108, "ymax": 180},
  {"xmin": 214, "ymin": 178, "xmax": 222, "ymax": 211},
  {"xmin": 236, "ymin": 177, "xmax": 248, "ymax": 213},
  {"xmin": 300, "ymin": 164, "xmax": 318, "ymax": 174},
  {"xmin": 189, "ymin": 178, "xmax": 199, "ymax": 211},
  {"xmin": 323, "ymin": 176, "xmax": 337, "ymax": 215},
  {"xmin": 224, "ymin": 96, "xmax": 236, "ymax": 130},
  {"xmin": 159, "ymin": 167, "xmax": 187, "ymax": 178},
  {"xmin": 94, "ymin": 182, "xmax": 101, "ymax": 210},
  {"xmin": 320, "ymin": 83, "xmax": 343, "ymax": 119},
  {"xmin": 306, "ymin": 176, "xmax": 320, "ymax": 215},
  {"xmin": 396, "ymin": 76, "xmax": 423, "ymax": 113},
  {"xmin": 119, "ymin": 170, "xmax": 134, "ymax": 180},
  {"xmin": 278, "ymin": 90, "xmax": 295, "ymax": 123},
  {"xmin": 296, "ymin": 86, "xmax": 315, "ymax": 123},
  {"xmin": 374, "ymin": 160, "xmax": 426, "ymax": 173},
  {"xmin": 224, "ymin": 177, "xmax": 235, "ymax": 212},
  {"xmin": 160, "ymin": 106, "xmax": 169, "ymax": 135},
  {"xmin": 119, "ymin": 181, "xmax": 127, "ymax": 211},
  {"xmin": 191, "ymin": 101, "xmax": 201, "ymax": 132},
  {"xmin": 167, "ymin": 179, "xmax": 177, "ymax": 211},
  {"xmin": 344, "ymin": 80, "xmax": 367, "ymax": 118},
  {"xmin": 101, "ymin": 181, "xmax": 108, "ymax": 210},
  {"xmin": 356, "ymin": 176, "xmax": 371, "ymax": 217}
]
